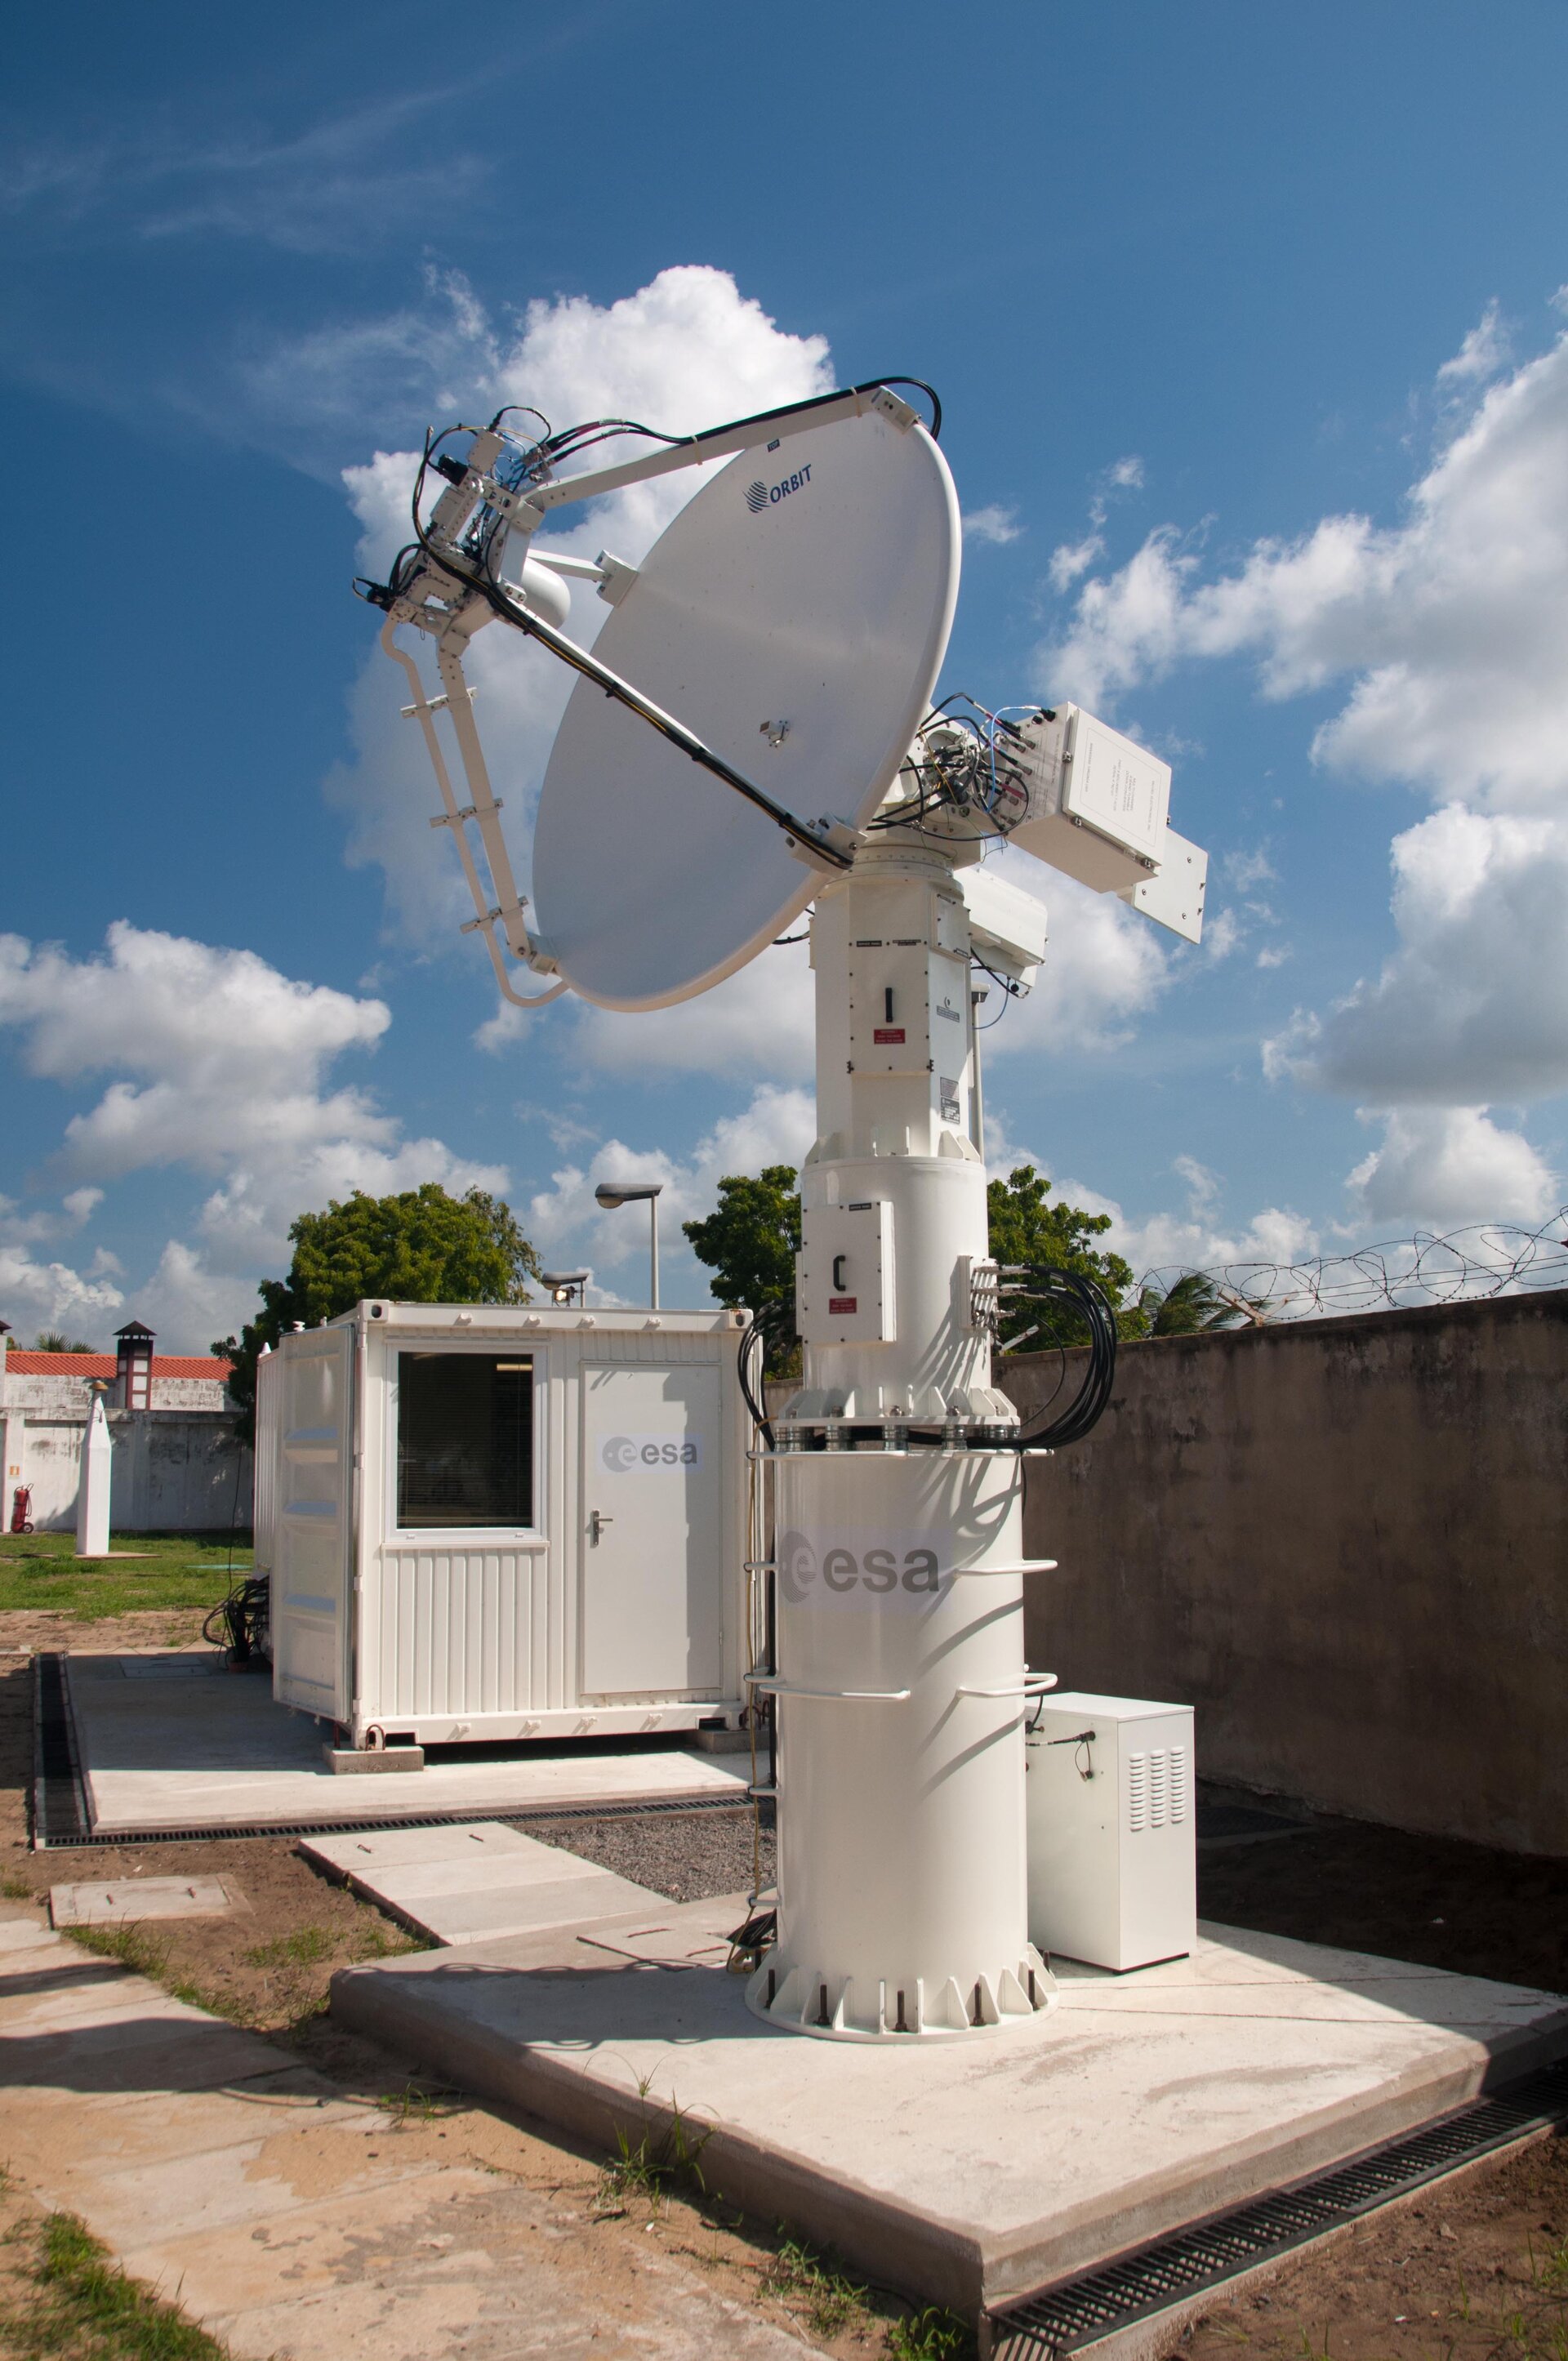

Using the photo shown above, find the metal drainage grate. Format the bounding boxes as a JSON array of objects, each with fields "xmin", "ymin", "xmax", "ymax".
[
  {"xmin": 987, "ymin": 2060, "xmax": 1568, "ymax": 2359},
  {"xmin": 32, "ymin": 1653, "xmax": 89, "ymax": 1847},
  {"xmin": 30, "ymin": 1656, "xmax": 764, "ymax": 1850}
]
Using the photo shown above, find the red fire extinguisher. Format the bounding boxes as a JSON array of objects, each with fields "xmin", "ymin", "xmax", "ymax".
[{"xmin": 10, "ymin": 1486, "xmax": 33, "ymax": 1535}]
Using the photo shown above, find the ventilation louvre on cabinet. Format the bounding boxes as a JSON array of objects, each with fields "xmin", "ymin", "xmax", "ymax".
[{"xmin": 1127, "ymin": 1753, "xmax": 1147, "ymax": 1833}]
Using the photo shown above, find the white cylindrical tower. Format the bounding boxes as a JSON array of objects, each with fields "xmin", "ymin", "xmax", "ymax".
[{"xmin": 747, "ymin": 831, "xmax": 1054, "ymax": 2039}]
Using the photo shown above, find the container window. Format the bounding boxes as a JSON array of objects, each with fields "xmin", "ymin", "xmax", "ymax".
[{"xmin": 396, "ymin": 1352, "xmax": 534, "ymax": 1529}]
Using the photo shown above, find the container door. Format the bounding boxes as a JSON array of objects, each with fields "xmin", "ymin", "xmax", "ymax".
[
  {"xmin": 272, "ymin": 1328, "xmax": 354, "ymax": 1724},
  {"xmin": 580, "ymin": 1362, "xmax": 723, "ymax": 1698}
]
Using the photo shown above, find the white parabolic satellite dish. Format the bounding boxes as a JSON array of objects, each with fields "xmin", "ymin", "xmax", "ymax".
[{"xmin": 531, "ymin": 408, "xmax": 960, "ymax": 1010}]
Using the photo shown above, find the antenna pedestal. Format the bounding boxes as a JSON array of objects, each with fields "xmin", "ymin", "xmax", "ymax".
[{"xmin": 747, "ymin": 836, "xmax": 1053, "ymax": 2039}]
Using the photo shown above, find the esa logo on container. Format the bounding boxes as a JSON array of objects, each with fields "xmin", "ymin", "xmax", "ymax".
[
  {"xmin": 776, "ymin": 1527, "xmax": 947, "ymax": 1606},
  {"xmin": 600, "ymin": 1433, "xmax": 702, "ymax": 1473}
]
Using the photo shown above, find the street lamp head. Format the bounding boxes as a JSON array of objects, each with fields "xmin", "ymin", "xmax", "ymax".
[
  {"xmin": 539, "ymin": 1270, "xmax": 590, "ymax": 1307},
  {"xmin": 595, "ymin": 1182, "xmax": 663, "ymax": 1209}
]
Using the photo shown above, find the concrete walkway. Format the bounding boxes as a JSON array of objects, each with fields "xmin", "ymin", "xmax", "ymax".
[
  {"xmin": 0, "ymin": 1904, "xmax": 813, "ymax": 2359},
  {"xmin": 300, "ymin": 1822, "xmax": 663, "ymax": 1947}
]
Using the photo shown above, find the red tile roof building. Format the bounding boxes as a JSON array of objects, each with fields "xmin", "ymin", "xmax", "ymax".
[{"xmin": 4, "ymin": 1352, "xmax": 234, "ymax": 1383}]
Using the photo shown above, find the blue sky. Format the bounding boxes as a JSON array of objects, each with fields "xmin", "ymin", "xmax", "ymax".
[{"xmin": 3, "ymin": 0, "xmax": 1566, "ymax": 1346}]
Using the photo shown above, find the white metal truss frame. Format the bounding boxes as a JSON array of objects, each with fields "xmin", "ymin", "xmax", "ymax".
[{"xmin": 381, "ymin": 386, "xmax": 920, "ymax": 1009}]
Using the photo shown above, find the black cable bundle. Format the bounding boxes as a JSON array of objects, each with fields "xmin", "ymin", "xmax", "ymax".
[
  {"xmin": 996, "ymin": 1267, "xmax": 1119, "ymax": 1451},
  {"xmin": 736, "ymin": 1312, "xmax": 790, "ymax": 1450},
  {"xmin": 203, "ymin": 1573, "xmax": 270, "ymax": 1664},
  {"xmin": 737, "ymin": 1303, "xmax": 798, "ymax": 1445}
]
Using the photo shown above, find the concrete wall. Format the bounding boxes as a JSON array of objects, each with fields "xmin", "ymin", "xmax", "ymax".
[
  {"xmin": 1001, "ymin": 1290, "xmax": 1568, "ymax": 1858},
  {"xmin": 2, "ymin": 1410, "xmax": 252, "ymax": 1535}
]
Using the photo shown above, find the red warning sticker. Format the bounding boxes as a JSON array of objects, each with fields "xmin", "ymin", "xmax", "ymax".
[
  {"xmin": 828, "ymin": 1296, "xmax": 858, "ymax": 1315},
  {"xmin": 873, "ymin": 1027, "xmax": 906, "ymax": 1045}
]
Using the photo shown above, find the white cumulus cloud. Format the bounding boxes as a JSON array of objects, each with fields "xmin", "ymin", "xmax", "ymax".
[
  {"xmin": 1346, "ymin": 1107, "xmax": 1557, "ymax": 1228},
  {"xmin": 1040, "ymin": 301, "xmax": 1568, "ymax": 1220},
  {"xmin": 1264, "ymin": 804, "xmax": 1568, "ymax": 1106},
  {"xmin": 1049, "ymin": 534, "xmax": 1104, "ymax": 591},
  {"xmin": 0, "ymin": 923, "xmax": 505, "ymax": 1348},
  {"xmin": 974, "ymin": 854, "xmax": 1172, "ymax": 1061},
  {"xmin": 523, "ymin": 1084, "xmax": 815, "ymax": 1299},
  {"xmin": 963, "ymin": 504, "xmax": 1022, "ymax": 546}
]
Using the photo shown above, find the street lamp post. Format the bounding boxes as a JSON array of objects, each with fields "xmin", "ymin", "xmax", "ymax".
[{"xmin": 594, "ymin": 1182, "xmax": 663, "ymax": 1310}]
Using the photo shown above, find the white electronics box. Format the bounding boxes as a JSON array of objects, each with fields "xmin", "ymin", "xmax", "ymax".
[{"xmin": 1025, "ymin": 1691, "xmax": 1197, "ymax": 1971}]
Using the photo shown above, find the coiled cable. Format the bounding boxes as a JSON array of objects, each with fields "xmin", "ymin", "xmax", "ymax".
[{"xmin": 994, "ymin": 1267, "xmax": 1118, "ymax": 1450}]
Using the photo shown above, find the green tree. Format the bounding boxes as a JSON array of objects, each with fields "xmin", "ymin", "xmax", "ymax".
[
  {"xmin": 986, "ymin": 1165, "xmax": 1139, "ymax": 1350},
  {"xmin": 684, "ymin": 1165, "xmax": 801, "ymax": 1375},
  {"xmin": 1136, "ymin": 1269, "xmax": 1262, "ymax": 1334},
  {"xmin": 34, "ymin": 1330, "xmax": 96, "ymax": 1354},
  {"xmin": 214, "ymin": 1184, "xmax": 541, "ymax": 1439}
]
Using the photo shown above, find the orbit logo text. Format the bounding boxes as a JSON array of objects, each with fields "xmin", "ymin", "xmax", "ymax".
[
  {"xmin": 600, "ymin": 1433, "xmax": 702, "ymax": 1473},
  {"xmin": 776, "ymin": 1527, "xmax": 954, "ymax": 1610},
  {"xmin": 744, "ymin": 463, "xmax": 813, "ymax": 515}
]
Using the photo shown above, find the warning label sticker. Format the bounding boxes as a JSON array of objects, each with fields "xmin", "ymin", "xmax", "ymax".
[
  {"xmin": 828, "ymin": 1296, "xmax": 858, "ymax": 1315},
  {"xmin": 872, "ymin": 1027, "xmax": 906, "ymax": 1045}
]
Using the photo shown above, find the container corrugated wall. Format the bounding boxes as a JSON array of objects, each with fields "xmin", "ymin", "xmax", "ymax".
[{"xmin": 363, "ymin": 1545, "xmax": 549, "ymax": 1720}]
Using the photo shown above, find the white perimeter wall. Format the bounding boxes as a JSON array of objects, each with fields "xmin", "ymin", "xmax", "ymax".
[{"xmin": 3, "ymin": 1410, "xmax": 252, "ymax": 1535}]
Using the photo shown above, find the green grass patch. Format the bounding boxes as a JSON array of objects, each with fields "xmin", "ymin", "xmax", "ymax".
[
  {"xmin": 243, "ymin": 1926, "xmax": 335, "ymax": 1970},
  {"xmin": 378, "ymin": 2079, "xmax": 461, "ymax": 2125},
  {"xmin": 0, "ymin": 1528, "xmax": 252, "ymax": 1620},
  {"xmin": 595, "ymin": 2091, "xmax": 711, "ymax": 2219},
  {"xmin": 758, "ymin": 2235, "xmax": 871, "ymax": 2337},
  {"xmin": 64, "ymin": 1922, "xmax": 227, "ymax": 2016},
  {"xmin": 66, "ymin": 1922, "xmax": 175, "ymax": 1977},
  {"xmin": 0, "ymin": 2208, "xmax": 229, "ymax": 2361},
  {"xmin": 886, "ymin": 2305, "xmax": 977, "ymax": 2360}
]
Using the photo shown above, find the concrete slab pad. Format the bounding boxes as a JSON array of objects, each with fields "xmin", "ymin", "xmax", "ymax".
[
  {"xmin": 63, "ymin": 1652, "xmax": 748, "ymax": 1834},
  {"xmin": 115, "ymin": 2167, "xmax": 519, "ymax": 2320},
  {"xmin": 331, "ymin": 1900, "xmax": 1568, "ymax": 2321},
  {"xmin": 117, "ymin": 2168, "xmax": 817, "ymax": 2361},
  {"xmin": 302, "ymin": 1820, "xmax": 663, "ymax": 1948},
  {"xmin": 0, "ymin": 2070, "xmax": 367, "ymax": 2187},
  {"xmin": 0, "ymin": 1919, "xmax": 60, "ymax": 1956},
  {"xmin": 48, "ymin": 2116, "xmax": 456, "ymax": 2251},
  {"xmin": 407, "ymin": 1877, "xmax": 666, "ymax": 1948},
  {"xmin": 323, "ymin": 1743, "xmax": 425, "ymax": 1772},
  {"xmin": 0, "ymin": 1917, "xmax": 821, "ymax": 2361},
  {"xmin": 49, "ymin": 1875, "xmax": 246, "ymax": 1927},
  {"xmin": 305, "ymin": 1821, "xmax": 603, "ymax": 1876},
  {"xmin": 206, "ymin": 2273, "xmax": 795, "ymax": 2361},
  {"xmin": 1, "ymin": 1985, "xmax": 301, "ymax": 2096}
]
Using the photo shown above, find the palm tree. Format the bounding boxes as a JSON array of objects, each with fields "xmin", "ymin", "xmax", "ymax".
[
  {"xmin": 33, "ymin": 1330, "xmax": 97, "ymax": 1354},
  {"xmin": 1135, "ymin": 1272, "xmax": 1264, "ymax": 1335}
]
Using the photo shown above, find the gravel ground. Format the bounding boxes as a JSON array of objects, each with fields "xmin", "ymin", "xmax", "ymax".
[{"xmin": 524, "ymin": 1802, "xmax": 776, "ymax": 1904}]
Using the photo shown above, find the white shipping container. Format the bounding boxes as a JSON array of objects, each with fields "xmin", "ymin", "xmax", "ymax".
[
  {"xmin": 1025, "ymin": 1692, "xmax": 1196, "ymax": 1971},
  {"xmin": 253, "ymin": 1300, "xmax": 752, "ymax": 1750}
]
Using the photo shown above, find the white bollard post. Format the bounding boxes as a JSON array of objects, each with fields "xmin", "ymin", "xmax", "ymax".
[{"xmin": 76, "ymin": 1392, "xmax": 112, "ymax": 1558}]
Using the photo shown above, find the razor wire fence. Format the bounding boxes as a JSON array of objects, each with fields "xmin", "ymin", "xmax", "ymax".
[{"xmin": 1134, "ymin": 1205, "xmax": 1568, "ymax": 1326}]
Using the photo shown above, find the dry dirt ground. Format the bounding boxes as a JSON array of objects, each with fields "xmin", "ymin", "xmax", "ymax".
[
  {"xmin": 3, "ymin": 1617, "xmax": 1567, "ymax": 2360},
  {"xmin": 0, "ymin": 1605, "xmax": 209, "ymax": 1655},
  {"xmin": 1185, "ymin": 2133, "xmax": 1568, "ymax": 2361}
]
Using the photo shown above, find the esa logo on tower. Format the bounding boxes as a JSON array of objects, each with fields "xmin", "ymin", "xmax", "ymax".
[
  {"xmin": 776, "ymin": 1527, "xmax": 946, "ymax": 1606},
  {"xmin": 600, "ymin": 1433, "xmax": 702, "ymax": 1473}
]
